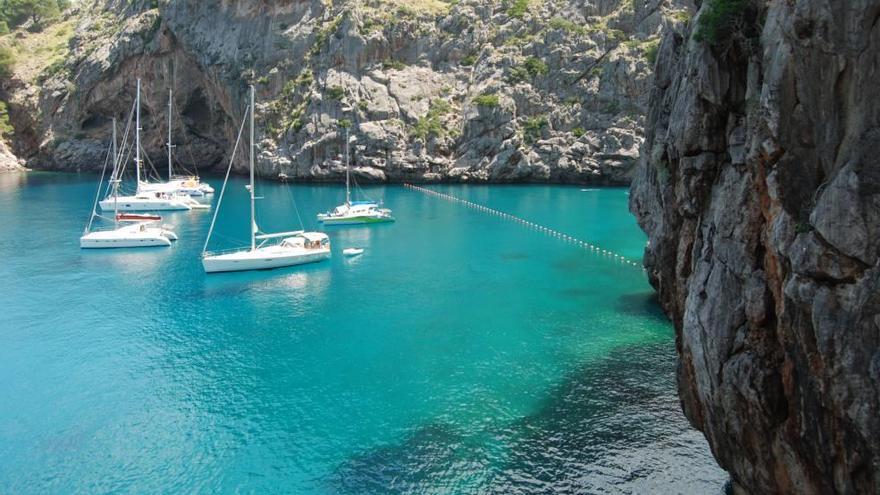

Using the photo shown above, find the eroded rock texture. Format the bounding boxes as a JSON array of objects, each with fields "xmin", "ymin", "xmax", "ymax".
[
  {"xmin": 630, "ymin": 0, "xmax": 880, "ymax": 492},
  {"xmin": 2, "ymin": 0, "xmax": 692, "ymax": 183}
]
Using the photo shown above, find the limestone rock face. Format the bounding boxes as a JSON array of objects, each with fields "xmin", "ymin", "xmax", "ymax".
[
  {"xmin": 3, "ymin": 0, "xmax": 691, "ymax": 183},
  {"xmin": 0, "ymin": 139, "xmax": 22, "ymax": 171},
  {"xmin": 630, "ymin": 0, "xmax": 880, "ymax": 492}
]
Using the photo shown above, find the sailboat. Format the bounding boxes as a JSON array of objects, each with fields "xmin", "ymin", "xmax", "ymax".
[
  {"xmin": 81, "ymin": 119, "xmax": 178, "ymax": 249},
  {"xmin": 137, "ymin": 89, "xmax": 214, "ymax": 197},
  {"xmin": 98, "ymin": 79, "xmax": 206, "ymax": 212},
  {"xmin": 316, "ymin": 126, "xmax": 394, "ymax": 225},
  {"xmin": 201, "ymin": 85, "xmax": 331, "ymax": 273}
]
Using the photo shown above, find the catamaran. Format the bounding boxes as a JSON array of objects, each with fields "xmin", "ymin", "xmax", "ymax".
[
  {"xmin": 98, "ymin": 79, "xmax": 207, "ymax": 212},
  {"xmin": 137, "ymin": 89, "xmax": 214, "ymax": 197},
  {"xmin": 317, "ymin": 126, "xmax": 394, "ymax": 225},
  {"xmin": 202, "ymin": 85, "xmax": 331, "ymax": 273},
  {"xmin": 81, "ymin": 119, "xmax": 178, "ymax": 249}
]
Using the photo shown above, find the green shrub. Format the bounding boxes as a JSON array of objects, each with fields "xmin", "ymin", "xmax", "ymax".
[
  {"xmin": 644, "ymin": 39, "xmax": 660, "ymax": 64},
  {"xmin": 522, "ymin": 115, "xmax": 548, "ymax": 143},
  {"xmin": 507, "ymin": 56, "xmax": 548, "ymax": 84},
  {"xmin": 472, "ymin": 93, "xmax": 499, "ymax": 107},
  {"xmin": 256, "ymin": 75, "xmax": 270, "ymax": 85},
  {"xmin": 460, "ymin": 54, "xmax": 477, "ymax": 66},
  {"xmin": 381, "ymin": 58, "xmax": 406, "ymax": 71},
  {"xmin": 0, "ymin": 100, "xmax": 14, "ymax": 138},
  {"xmin": 605, "ymin": 100, "xmax": 620, "ymax": 114},
  {"xmin": 0, "ymin": 46, "xmax": 15, "ymax": 79},
  {"xmin": 507, "ymin": 0, "xmax": 529, "ymax": 19},
  {"xmin": 412, "ymin": 98, "xmax": 452, "ymax": 140},
  {"xmin": 327, "ymin": 86, "xmax": 345, "ymax": 100},
  {"xmin": 506, "ymin": 66, "xmax": 530, "ymax": 84},
  {"xmin": 1, "ymin": 0, "xmax": 64, "ymax": 31},
  {"xmin": 523, "ymin": 56, "xmax": 548, "ymax": 77},
  {"xmin": 606, "ymin": 29, "xmax": 627, "ymax": 42},
  {"xmin": 282, "ymin": 80, "xmax": 297, "ymax": 96},
  {"xmin": 694, "ymin": 0, "xmax": 749, "ymax": 47},
  {"xmin": 572, "ymin": 127, "xmax": 585, "ymax": 138},
  {"xmin": 297, "ymin": 69, "xmax": 314, "ymax": 87},
  {"xmin": 338, "ymin": 118, "xmax": 352, "ymax": 129},
  {"xmin": 289, "ymin": 117, "xmax": 304, "ymax": 133},
  {"xmin": 670, "ymin": 10, "xmax": 691, "ymax": 23},
  {"xmin": 311, "ymin": 15, "xmax": 343, "ymax": 56},
  {"xmin": 36, "ymin": 58, "xmax": 66, "ymax": 82},
  {"xmin": 504, "ymin": 32, "xmax": 538, "ymax": 47},
  {"xmin": 358, "ymin": 100, "xmax": 369, "ymax": 111},
  {"xmin": 548, "ymin": 17, "xmax": 585, "ymax": 35}
]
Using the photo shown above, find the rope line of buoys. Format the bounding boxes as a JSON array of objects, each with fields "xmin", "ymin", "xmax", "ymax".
[{"xmin": 404, "ymin": 184, "xmax": 645, "ymax": 271}]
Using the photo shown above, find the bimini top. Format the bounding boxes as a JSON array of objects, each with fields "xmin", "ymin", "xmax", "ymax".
[
  {"xmin": 350, "ymin": 200, "xmax": 379, "ymax": 206},
  {"xmin": 299, "ymin": 232, "xmax": 329, "ymax": 243}
]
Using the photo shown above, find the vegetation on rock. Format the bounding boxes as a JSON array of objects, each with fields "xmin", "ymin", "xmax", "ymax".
[
  {"xmin": 473, "ymin": 93, "xmax": 499, "ymax": 107},
  {"xmin": 0, "ymin": 0, "xmax": 69, "ymax": 31},
  {"xmin": 412, "ymin": 99, "xmax": 452, "ymax": 140},
  {"xmin": 694, "ymin": 0, "xmax": 752, "ymax": 47}
]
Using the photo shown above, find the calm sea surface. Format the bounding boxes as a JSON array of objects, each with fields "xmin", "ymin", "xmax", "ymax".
[{"xmin": 0, "ymin": 172, "xmax": 727, "ymax": 493}]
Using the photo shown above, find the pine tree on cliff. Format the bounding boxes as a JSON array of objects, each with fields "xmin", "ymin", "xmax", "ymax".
[{"xmin": 0, "ymin": 0, "xmax": 69, "ymax": 31}]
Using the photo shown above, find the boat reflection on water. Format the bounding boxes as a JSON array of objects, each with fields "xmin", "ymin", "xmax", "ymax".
[
  {"xmin": 80, "ymin": 247, "xmax": 172, "ymax": 275},
  {"xmin": 201, "ymin": 264, "xmax": 331, "ymax": 317}
]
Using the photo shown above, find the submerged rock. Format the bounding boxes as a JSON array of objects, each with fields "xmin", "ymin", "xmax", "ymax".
[{"xmin": 630, "ymin": 0, "xmax": 880, "ymax": 492}]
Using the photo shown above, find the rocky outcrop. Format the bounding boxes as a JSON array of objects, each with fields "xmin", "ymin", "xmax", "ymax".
[
  {"xmin": 630, "ymin": 0, "xmax": 880, "ymax": 492},
  {"xmin": 0, "ymin": 139, "xmax": 22, "ymax": 171},
  {"xmin": 1, "ymin": 0, "xmax": 690, "ymax": 183}
]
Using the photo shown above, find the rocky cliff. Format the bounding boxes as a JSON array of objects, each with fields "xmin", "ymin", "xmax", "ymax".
[
  {"xmin": 631, "ymin": 0, "xmax": 880, "ymax": 492},
  {"xmin": 0, "ymin": 139, "xmax": 22, "ymax": 171},
  {"xmin": 0, "ymin": 0, "xmax": 690, "ymax": 183}
]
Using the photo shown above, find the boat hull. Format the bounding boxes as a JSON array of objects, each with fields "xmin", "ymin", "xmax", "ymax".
[
  {"xmin": 203, "ymin": 249, "xmax": 330, "ymax": 273},
  {"xmin": 319, "ymin": 215, "xmax": 395, "ymax": 225},
  {"xmin": 80, "ymin": 231, "xmax": 173, "ymax": 249},
  {"xmin": 99, "ymin": 198, "xmax": 191, "ymax": 211}
]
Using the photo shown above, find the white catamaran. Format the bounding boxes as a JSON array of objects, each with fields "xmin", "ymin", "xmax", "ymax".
[
  {"xmin": 317, "ymin": 126, "xmax": 394, "ymax": 225},
  {"xmin": 202, "ymin": 85, "xmax": 331, "ymax": 273},
  {"xmin": 99, "ymin": 79, "xmax": 207, "ymax": 212},
  {"xmin": 137, "ymin": 89, "xmax": 214, "ymax": 198},
  {"xmin": 81, "ymin": 119, "xmax": 178, "ymax": 249}
]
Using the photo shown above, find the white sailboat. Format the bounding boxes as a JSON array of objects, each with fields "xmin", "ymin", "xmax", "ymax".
[
  {"xmin": 202, "ymin": 85, "xmax": 331, "ymax": 274},
  {"xmin": 137, "ymin": 89, "xmax": 214, "ymax": 197},
  {"xmin": 98, "ymin": 79, "xmax": 204, "ymax": 212},
  {"xmin": 81, "ymin": 119, "xmax": 178, "ymax": 249},
  {"xmin": 317, "ymin": 126, "xmax": 394, "ymax": 225}
]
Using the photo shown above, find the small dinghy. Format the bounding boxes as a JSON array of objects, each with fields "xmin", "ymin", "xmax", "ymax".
[
  {"xmin": 116, "ymin": 213, "xmax": 162, "ymax": 222},
  {"xmin": 343, "ymin": 247, "xmax": 364, "ymax": 257}
]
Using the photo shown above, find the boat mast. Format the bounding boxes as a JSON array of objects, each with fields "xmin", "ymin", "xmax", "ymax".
[
  {"xmin": 249, "ymin": 84, "xmax": 256, "ymax": 252},
  {"xmin": 112, "ymin": 118, "xmax": 119, "ymax": 228},
  {"xmin": 345, "ymin": 125, "xmax": 351, "ymax": 206},
  {"xmin": 135, "ymin": 78, "xmax": 142, "ymax": 192},
  {"xmin": 167, "ymin": 89, "xmax": 174, "ymax": 180}
]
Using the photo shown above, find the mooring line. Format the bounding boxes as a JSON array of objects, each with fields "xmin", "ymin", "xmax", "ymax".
[{"xmin": 404, "ymin": 184, "xmax": 645, "ymax": 271}]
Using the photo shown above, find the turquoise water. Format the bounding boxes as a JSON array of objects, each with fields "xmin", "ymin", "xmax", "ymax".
[{"xmin": 0, "ymin": 172, "xmax": 727, "ymax": 493}]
